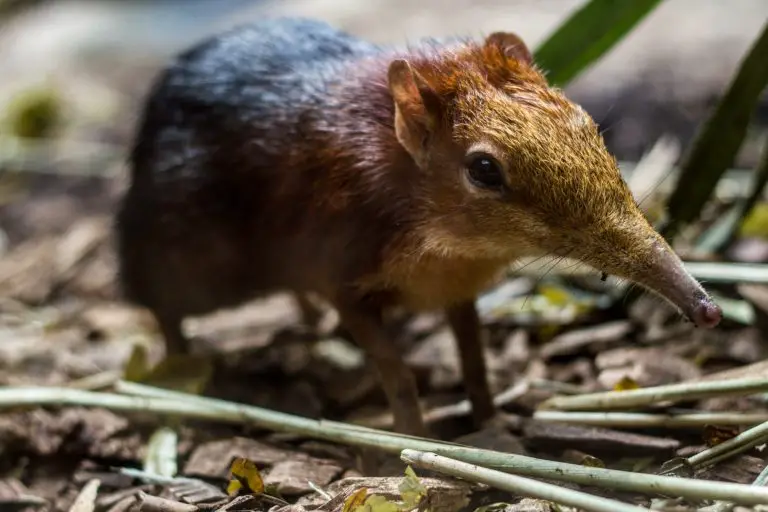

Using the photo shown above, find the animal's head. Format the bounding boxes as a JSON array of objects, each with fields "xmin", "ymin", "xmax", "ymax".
[{"xmin": 387, "ymin": 32, "xmax": 721, "ymax": 327}]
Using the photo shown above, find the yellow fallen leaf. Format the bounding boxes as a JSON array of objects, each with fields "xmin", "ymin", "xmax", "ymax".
[
  {"xmin": 539, "ymin": 283, "xmax": 573, "ymax": 307},
  {"xmin": 5, "ymin": 86, "xmax": 62, "ymax": 139},
  {"xmin": 613, "ymin": 375, "xmax": 640, "ymax": 391},
  {"xmin": 226, "ymin": 478, "xmax": 242, "ymax": 496},
  {"xmin": 138, "ymin": 354, "xmax": 213, "ymax": 395},
  {"xmin": 740, "ymin": 203, "xmax": 768, "ymax": 239},
  {"xmin": 343, "ymin": 487, "xmax": 368, "ymax": 512},
  {"xmin": 399, "ymin": 466, "xmax": 426, "ymax": 509},
  {"xmin": 360, "ymin": 495, "xmax": 400, "ymax": 512},
  {"xmin": 579, "ymin": 454, "xmax": 605, "ymax": 468},
  {"xmin": 123, "ymin": 344, "xmax": 150, "ymax": 382},
  {"xmin": 227, "ymin": 457, "xmax": 264, "ymax": 495}
]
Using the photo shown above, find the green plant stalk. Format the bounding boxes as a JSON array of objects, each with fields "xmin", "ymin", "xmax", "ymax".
[
  {"xmin": 686, "ymin": 419, "xmax": 768, "ymax": 470},
  {"xmin": 662, "ymin": 18, "xmax": 768, "ymax": 240},
  {"xmin": 3, "ymin": 385, "xmax": 768, "ymax": 504},
  {"xmin": 533, "ymin": 411, "xmax": 768, "ymax": 428},
  {"xmin": 114, "ymin": 383, "xmax": 768, "ymax": 505},
  {"xmin": 533, "ymin": 0, "xmax": 663, "ymax": 87},
  {"xmin": 539, "ymin": 376, "xmax": 768, "ymax": 411},
  {"xmin": 401, "ymin": 450, "xmax": 649, "ymax": 512}
]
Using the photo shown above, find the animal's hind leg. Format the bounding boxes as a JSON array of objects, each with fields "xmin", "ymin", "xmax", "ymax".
[
  {"xmin": 154, "ymin": 309, "xmax": 191, "ymax": 356},
  {"xmin": 293, "ymin": 292, "xmax": 324, "ymax": 329}
]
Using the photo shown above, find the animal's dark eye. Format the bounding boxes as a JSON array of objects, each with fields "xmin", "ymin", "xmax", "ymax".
[{"xmin": 466, "ymin": 153, "xmax": 504, "ymax": 190}]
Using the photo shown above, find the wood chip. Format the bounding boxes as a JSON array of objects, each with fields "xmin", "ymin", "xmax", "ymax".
[
  {"xmin": 539, "ymin": 321, "xmax": 633, "ymax": 359},
  {"xmin": 264, "ymin": 458, "xmax": 343, "ymax": 495},
  {"xmin": 523, "ymin": 420, "xmax": 680, "ymax": 458},
  {"xmin": 183, "ymin": 438, "xmax": 292, "ymax": 479}
]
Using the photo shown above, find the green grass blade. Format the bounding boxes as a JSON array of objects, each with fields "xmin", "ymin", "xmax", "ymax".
[
  {"xmin": 662, "ymin": 19, "xmax": 768, "ymax": 240},
  {"xmin": 695, "ymin": 143, "xmax": 768, "ymax": 255},
  {"xmin": 533, "ymin": 0, "xmax": 664, "ymax": 87}
]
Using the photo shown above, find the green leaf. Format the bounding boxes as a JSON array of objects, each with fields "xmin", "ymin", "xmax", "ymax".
[
  {"xmin": 662, "ymin": 19, "xmax": 768, "ymax": 239},
  {"xmin": 533, "ymin": 0, "xmax": 663, "ymax": 87}
]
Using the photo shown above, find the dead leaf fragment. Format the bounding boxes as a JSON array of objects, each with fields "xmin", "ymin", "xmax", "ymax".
[
  {"xmin": 0, "ymin": 479, "xmax": 47, "ymax": 510},
  {"xmin": 343, "ymin": 488, "xmax": 368, "ymax": 512},
  {"xmin": 264, "ymin": 458, "xmax": 342, "ymax": 495},
  {"xmin": 539, "ymin": 320, "xmax": 632, "ymax": 359},
  {"xmin": 358, "ymin": 494, "xmax": 400, "ymax": 512},
  {"xmin": 136, "ymin": 491, "xmax": 196, "ymax": 512},
  {"xmin": 143, "ymin": 427, "xmax": 178, "ymax": 479},
  {"xmin": 523, "ymin": 420, "xmax": 679, "ymax": 458},
  {"xmin": 703, "ymin": 424, "xmax": 740, "ymax": 447},
  {"xmin": 135, "ymin": 354, "xmax": 213, "ymax": 395},
  {"xmin": 398, "ymin": 466, "xmax": 426, "ymax": 510},
  {"xmin": 613, "ymin": 375, "xmax": 640, "ymax": 391},
  {"xmin": 68, "ymin": 479, "xmax": 100, "ymax": 512},
  {"xmin": 227, "ymin": 457, "xmax": 265, "ymax": 496},
  {"xmin": 123, "ymin": 344, "xmax": 150, "ymax": 382}
]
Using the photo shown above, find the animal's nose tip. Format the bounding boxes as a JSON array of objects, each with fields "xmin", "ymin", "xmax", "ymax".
[{"xmin": 691, "ymin": 298, "xmax": 722, "ymax": 328}]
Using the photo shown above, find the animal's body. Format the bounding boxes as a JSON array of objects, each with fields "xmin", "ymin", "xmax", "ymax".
[{"xmin": 115, "ymin": 18, "xmax": 721, "ymax": 436}]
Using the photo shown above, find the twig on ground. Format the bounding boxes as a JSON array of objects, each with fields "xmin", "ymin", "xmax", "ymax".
[
  {"xmin": 533, "ymin": 411, "xmax": 768, "ymax": 428},
  {"xmin": 422, "ymin": 380, "xmax": 530, "ymax": 424},
  {"xmin": 66, "ymin": 371, "xmax": 122, "ymax": 391},
  {"xmin": 400, "ymin": 449, "xmax": 649, "ymax": 512},
  {"xmin": 529, "ymin": 379, "xmax": 588, "ymax": 395},
  {"xmin": 116, "ymin": 468, "xmax": 202, "ymax": 487},
  {"xmin": 2, "ymin": 385, "xmax": 768, "ymax": 505},
  {"xmin": 136, "ymin": 491, "xmax": 196, "ymax": 512},
  {"xmin": 539, "ymin": 377, "xmax": 768, "ymax": 411},
  {"xmin": 683, "ymin": 419, "xmax": 768, "ymax": 471}
]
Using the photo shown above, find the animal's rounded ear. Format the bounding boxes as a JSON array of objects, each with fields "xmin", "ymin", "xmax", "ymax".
[
  {"xmin": 484, "ymin": 32, "xmax": 532, "ymax": 65},
  {"xmin": 388, "ymin": 59, "xmax": 441, "ymax": 122},
  {"xmin": 387, "ymin": 59, "xmax": 442, "ymax": 164}
]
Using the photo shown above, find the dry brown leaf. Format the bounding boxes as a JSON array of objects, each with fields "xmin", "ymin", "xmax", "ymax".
[
  {"xmin": 264, "ymin": 458, "xmax": 343, "ymax": 496},
  {"xmin": 703, "ymin": 424, "xmax": 741, "ymax": 448}
]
